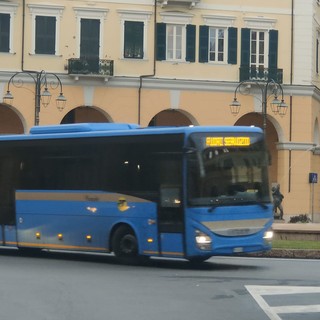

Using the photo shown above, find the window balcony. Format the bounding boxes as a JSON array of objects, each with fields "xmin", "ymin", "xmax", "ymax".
[
  {"xmin": 159, "ymin": 0, "xmax": 200, "ymax": 9},
  {"xmin": 67, "ymin": 58, "xmax": 114, "ymax": 79},
  {"xmin": 240, "ymin": 66, "xmax": 283, "ymax": 84}
]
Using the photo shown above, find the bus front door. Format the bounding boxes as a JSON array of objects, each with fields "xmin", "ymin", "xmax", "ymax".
[{"xmin": 158, "ymin": 186, "xmax": 184, "ymax": 258}]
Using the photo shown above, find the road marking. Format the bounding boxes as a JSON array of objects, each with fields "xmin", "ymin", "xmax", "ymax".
[{"xmin": 245, "ymin": 285, "xmax": 320, "ymax": 320}]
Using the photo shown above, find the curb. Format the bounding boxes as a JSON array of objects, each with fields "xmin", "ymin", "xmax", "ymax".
[{"xmin": 248, "ymin": 249, "xmax": 320, "ymax": 259}]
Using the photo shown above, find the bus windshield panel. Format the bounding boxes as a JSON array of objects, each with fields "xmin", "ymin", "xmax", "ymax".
[{"xmin": 186, "ymin": 131, "xmax": 270, "ymax": 207}]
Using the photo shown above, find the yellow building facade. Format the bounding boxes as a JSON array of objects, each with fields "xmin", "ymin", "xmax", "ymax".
[{"xmin": 1, "ymin": 0, "xmax": 320, "ymax": 221}]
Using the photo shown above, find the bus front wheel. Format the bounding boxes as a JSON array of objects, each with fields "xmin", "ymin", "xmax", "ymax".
[{"xmin": 112, "ymin": 226, "xmax": 138, "ymax": 260}]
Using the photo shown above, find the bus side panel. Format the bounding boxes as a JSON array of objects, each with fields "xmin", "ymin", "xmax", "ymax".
[
  {"xmin": 4, "ymin": 225, "xmax": 18, "ymax": 247},
  {"xmin": 15, "ymin": 191, "xmax": 159, "ymax": 255},
  {"xmin": 15, "ymin": 202, "xmax": 111, "ymax": 252},
  {"xmin": 159, "ymin": 233, "xmax": 184, "ymax": 258},
  {"xmin": 0, "ymin": 225, "xmax": 17, "ymax": 247}
]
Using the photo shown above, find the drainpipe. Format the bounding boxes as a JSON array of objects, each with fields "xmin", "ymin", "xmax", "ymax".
[
  {"xmin": 21, "ymin": 0, "xmax": 26, "ymax": 70},
  {"xmin": 138, "ymin": 0, "xmax": 157, "ymax": 125},
  {"xmin": 288, "ymin": 0, "xmax": 294, "ymax": 192}
]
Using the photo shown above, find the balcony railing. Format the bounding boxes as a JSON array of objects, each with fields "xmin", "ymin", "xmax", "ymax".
[
  {"xmin": 68, "ymin": 58, "xmax": 114, "ymax": 77},
  {"xmin": 240, "ymin": 66, "xmax": 283, "ymax": 84}
]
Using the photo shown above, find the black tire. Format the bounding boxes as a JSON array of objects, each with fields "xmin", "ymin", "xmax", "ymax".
[{"xmin": 112, "ymin": 226, "xmax": 138, "ymax": 260}]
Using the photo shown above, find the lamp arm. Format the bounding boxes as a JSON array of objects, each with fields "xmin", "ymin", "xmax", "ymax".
[
  {"xmin": 6, "ymin": 71, "xmax": 37, "ymax": 92},
  {"xmin": 278, "ymin": 84, "xmax": 285, "ymax": 100},
  {"xmin": 46, "ymin": 72, "xmax": 64, "ymax": 94}
]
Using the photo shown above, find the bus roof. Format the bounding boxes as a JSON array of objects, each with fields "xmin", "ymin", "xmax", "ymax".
[{"xmin": 0, "ymin": 123, "xmax": 264, "ymax": 141}]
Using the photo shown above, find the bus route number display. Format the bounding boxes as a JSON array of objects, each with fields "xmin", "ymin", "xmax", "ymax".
[{"xmin": 205, "ymin": 136, "xmax": 250, "ymax": 147}]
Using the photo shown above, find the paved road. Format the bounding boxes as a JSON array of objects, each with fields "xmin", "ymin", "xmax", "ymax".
[{"xmin": 0, "ymin": 249, "xmax": 319, "ymax": 320}]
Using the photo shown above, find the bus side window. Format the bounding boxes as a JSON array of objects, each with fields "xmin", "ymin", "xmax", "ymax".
[{"xmin": 160, "ymin": 185, "xmax": 181, "ymax": 208}]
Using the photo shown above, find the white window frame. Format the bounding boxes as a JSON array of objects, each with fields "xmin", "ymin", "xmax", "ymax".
[
  {"xmin": 73, "ymin": 7, "xmax": 109, "ymax": 59},
  {"xmin": 209, "ymin": 27, "xmax": 227, "ymax": 63},
  {"xmin": 117, "ymin": 10, "xmax": 152, "ymax": 60},
  {"xmin": 0, "ymin": 2, "xmax": 18, "ymax": 54},
  {"xmin": 250, "ymin": 29, "xmax": 269, "ymax": 69},
  {"xmin": 160, "ymin": 12, "xmax": 193, "ymax": 62},
  {"xmin": 243, "ymin": 17, "xmax": 276, "ymax": 71},
  {"xmin": 202, "ymin": 14, "xmax": 236, "ymax": 65},
  {"xmin": 166, "ymin": 24, "xmax": 184, "ymax": 61},
  {"xmin": 28, "ymin": 4, "xmax": 64, "ymax": 56}
]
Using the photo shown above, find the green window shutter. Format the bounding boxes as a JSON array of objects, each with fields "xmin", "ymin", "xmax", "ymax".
[
  {"xmin": 124, "ymin": 21, "xmax": 144, "ymax": 59},
  {"xmin": 186, "ymin": 24, "xmax": 196, "ymax": 62},
  {"xmin": 269, "ymin": 30, "xmax": 278, "ymax": 68},
  {"xmin": 228, "ymin": 27, "xmax": 237, "ymax": 64},
  {"xmin": 199, "ymin": 25, "xmax": 209, "ymax": 63},
  {"xmin": 268, "ymin": 29, "xmax": 278, "ymax": 81},
  {"xmin": 35, "ymin": 16, "xmax": 56, "ymax": 54},
  {"xmin": 156, "ymin": 23, "xmax": 166, "ymax": 61},
  {"xmin": 240, "ymin": 28, "xmax": 250, "ymax": 81},
  {"xmin": 0, "ymin": 13, "xmax": 10, "ymax": 52},
  {"xmin": 80, "ymin": 19, "xmax": 100, "ymax": 73},
  {"xmin": 80, "ymin": 19, "xmax": 100, "ymax": 58},
  {"xmin": 240, "ymin": 28, "xmax": 250, "ymax": 66}
]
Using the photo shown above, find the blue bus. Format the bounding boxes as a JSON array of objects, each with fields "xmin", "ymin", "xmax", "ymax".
[{"xmin": 0, "ymin": 123, "xmax": 273, "ymax": 262}]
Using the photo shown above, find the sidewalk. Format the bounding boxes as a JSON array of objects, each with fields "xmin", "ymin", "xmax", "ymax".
[
  {"xmin": 265, "ymin": 222, "xmax": 320, "ymax": 259},
  {"xmin": 272, "ymin": 222, "xmax": 320, "ymax": 233}
]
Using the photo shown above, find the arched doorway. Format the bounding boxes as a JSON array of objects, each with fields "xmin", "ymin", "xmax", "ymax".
[
  {"xmin": 61, "ymin": 106, "xmax": 110, "ymax": 124},
  {"xmin": 234, "ymin": 112, "xmax": 279, "ymax": 184},
  {"xmin": 148, "ymin": 109, "xmax": 193, "ymax": 126},
  {"xmin": 0, "ymin": 104, "xmax": 24, "ymax": 134}
]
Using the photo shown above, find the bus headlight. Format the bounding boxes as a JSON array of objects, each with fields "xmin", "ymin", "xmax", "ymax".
[
  {"xmin": 195, "ymin": 230, "xmax": 212, "ymax": 250},
  {"xmin": 263, "ymin": 229, "xmax": 273, "ymax": 244}
]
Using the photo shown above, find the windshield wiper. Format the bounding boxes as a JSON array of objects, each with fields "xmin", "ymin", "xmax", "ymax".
[{"xmin": 208, "ymin": 198, "xmax": 269, "ymax": 212}]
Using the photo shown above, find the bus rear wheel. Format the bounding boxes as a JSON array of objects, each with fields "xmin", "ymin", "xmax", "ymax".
[{"xmin": 112, "ymin": 226, "xmax": 138, "ymax": 261}]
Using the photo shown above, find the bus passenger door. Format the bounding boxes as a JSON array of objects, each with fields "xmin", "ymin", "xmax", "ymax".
[{"xmin": 158, "ymin": 186, "xmax": 184, "ymax": 258}]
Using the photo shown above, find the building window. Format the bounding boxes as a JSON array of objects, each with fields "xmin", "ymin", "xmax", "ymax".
[
  {"xmin": 240, "ymin": 28, "xmax": 279, "ymax": 82},
  {"xmin": 118, "ymin": 10, "xmax": 152, "ymax": 60},
  {"xmin": 156, "ymin": 12, "xmax": 195, "ymax": 62},
  {"xmin": 199, "ymin": 26, "xmax": 237, "ymax": 64},
  {"xmin": 209, "ymin": 27, "xmax": 225, "ymax": 62},
  {"xmin": 28, "ymin": 4, "xmax": 64, "ymax": 55},
  {"xmin": 250, "ymin": 30, "xmax": 268, "ymax": 70},
  {"xmin": 73, "ymin": 7, "xmax": 108, "ymax": 60},
  {"xmin": 35, "ymin": 16, "xmax": 56, "ymax": 54},
  {"xmin": 167, "ymin": 24, "xmax": 184, "ymax": 60},
  {"xmin": 156, "ymin": 23, "xmax": 195, "ymax": 62},
  {"xmin": 124, "ymin": 21, "xmax": 144, "ymax": 59},
  {"xmin": 0, "ymin": 13, "xmax": 10, "ymax": 52},
  {"xmin": 0, "ymin": 3, "xmax": 17, "ymax": 54}
]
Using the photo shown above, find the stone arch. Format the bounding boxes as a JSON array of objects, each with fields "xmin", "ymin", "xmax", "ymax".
[
  {"xmin": 60, "ymin": 106, "xmax": 111, "ymax": 124},
  {"xmin": 148, "ymin": 109, "xmax": 198, "ymax": 126},
  {"xmin": 0, "ymin": 104, "xmax": 24, "ymax": 134},
  {"xmin": 234, "ymin": 112, "xmax": 279, "ymax": 184}
]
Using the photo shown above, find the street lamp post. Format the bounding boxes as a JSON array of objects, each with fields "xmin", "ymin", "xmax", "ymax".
[
  {"xmin": 2, "ymin": 70, "xmax": 67, "ymax": 126},
  {"xmin": 229, "ymin": 79, "xmax": 288, "ymax": 134}
]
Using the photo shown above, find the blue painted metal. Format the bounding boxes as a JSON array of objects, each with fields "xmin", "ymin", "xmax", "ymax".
[
  {"xmin": 15, "ymin": 190, "xmax": 159, "ymax": 254},
  {"xmin": 159, "ymin": 233, "xmax": 184, "ymax": 257},
  {"xmin": 184, "ymin": 205, "xmax": 273, "ymax": 258},
  {"xmin": 0, "ymin": 123, "xmax": 272, "ymax": 260}
]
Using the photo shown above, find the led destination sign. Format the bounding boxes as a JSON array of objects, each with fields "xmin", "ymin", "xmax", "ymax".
[{"xmin": 205, "ymin": 136, "xmax": 251, "ymax": 147}]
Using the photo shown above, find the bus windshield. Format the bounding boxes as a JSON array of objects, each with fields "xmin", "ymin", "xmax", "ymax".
[{"xmin": 186, "ymin": 131, "xmax": 270, "ymax": 207}]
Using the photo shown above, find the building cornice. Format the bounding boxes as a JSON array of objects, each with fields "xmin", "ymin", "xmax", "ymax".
[{"xmin": 277, "ymin": 142, "xmax": 316, "ymax": 151}]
